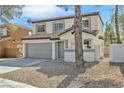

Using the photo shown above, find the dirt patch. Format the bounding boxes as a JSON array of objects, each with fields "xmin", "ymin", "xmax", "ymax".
[{"xmin": 0, "ymin": 58, "xmax": 124, "ymax": 88}]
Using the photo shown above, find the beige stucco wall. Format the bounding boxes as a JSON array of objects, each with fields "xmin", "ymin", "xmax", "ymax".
[
  {"xmin": 97, "ymin": 16, "xmax": 104, "ymax": 37},
  {"xmin": 32, "ymin": 24, "xmax": 36, "ymax": 35},
  {"xmin": 60, "ymin": 29, "xmax": 96, "ymax": 50},
  {"xmin": 32, "ymin": 15, "xmax": 103, "ymax": 35},
  {"xmin": 93, "ymin": 38, "xmax": 104, "ymax": 57},
  {"xmin": 33, "ymin": 18, "xmax": 73, "ymax": 35},
  {"xmin": 90, "ymin": 15, "xmax": 104, "ymax": 38},
  {"xmin": 90, "ymin": 15, "xmax": 98, "ymax": 30},
  {"xmin": 59, "ymin": 28, "xmax": 104, "ymax": 58},
  {"xmin": 31, "ymin": 15, "xmax": 104, "ymax": 57},
  {"xmin": 64, "ymin": 18, "xmax": 74, "ymax": 29},
  {"xmin": 46, "ymin": 22, "xmax": 53, "ymax": 34},
  {"xmin": 64, "ymin": 45, "xmax": 100, "ymax": 62}
]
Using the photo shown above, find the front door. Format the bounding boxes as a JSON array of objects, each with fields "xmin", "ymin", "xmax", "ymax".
[{"xmin": 58, "ymin": 41, "xmax": 64, "ymax": 58}]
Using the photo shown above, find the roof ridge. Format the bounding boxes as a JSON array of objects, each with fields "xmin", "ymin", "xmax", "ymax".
[
  {"xmin": 32, "ymin": 12, "xmax": 100, "ymax": 22},
  {"xmin": 32, "ymin": 11, "xmax": 103, "ymax": 25}
]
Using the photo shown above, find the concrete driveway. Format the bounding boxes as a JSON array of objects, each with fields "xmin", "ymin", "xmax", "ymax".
[
  {"xmin": 0, "ymin": 78, "xmax": 36, "ymax": 88},
  {"xmin": 0, "ymin": 58, "xmax": 46, "ymax": 74}
]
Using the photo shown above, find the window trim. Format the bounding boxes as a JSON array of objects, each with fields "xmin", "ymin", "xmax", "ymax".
[
  {"xmin": 84, "ymin": 39, "xmax": 92, "ymax": 49},
  {"xmin": 82, "ymin": 17, "xmax": 91, "ymax": 30},
  {"xmin": 53, "ymin": 21, "xmax": 65, "ymax": 31},
  {"xmin": 36, "ymin": 23, "xmax": 46, "ymax": 33}
]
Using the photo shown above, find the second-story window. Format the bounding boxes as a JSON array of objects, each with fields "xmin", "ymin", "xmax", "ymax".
[
  {"xmin": 82, "ymin": 18, "xmax": 90, "ymax": 29},
  {"xmin": 53, "ymin": 22, "xmax": 64, "ymax": 31},
  {"xmin": 37, "ymin": 24, "xmax": 46, "ymax": 32}
]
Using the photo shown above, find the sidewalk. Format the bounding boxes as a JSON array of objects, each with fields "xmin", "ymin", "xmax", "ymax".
[{"xmin": 0, "ymin": 78, "xmax": 36, "ymax": 88}]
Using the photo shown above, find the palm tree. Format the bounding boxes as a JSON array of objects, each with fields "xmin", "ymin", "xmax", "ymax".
[
  {"xmin": 57, "ymin": 5, "xmax": 84, "ymax": 67},
  {"xmin": 115, "ymin": 5, "xmax": 121, "ymax": 44}
]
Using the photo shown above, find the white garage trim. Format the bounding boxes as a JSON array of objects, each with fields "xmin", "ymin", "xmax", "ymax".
[
  {"xmin": 22, "ymin": 43, "xmax": 26, "ymax": 58},
  {"xmin": 23, "ymin": 39, "xmax": 51, "ymax": 43},
  {"xmin": 23, "ymin": 40, "xmax": 57, "ymax": 60},
  {"xmin": 52, "ymin": 41, "xmax": 56, "ymax": 60}
]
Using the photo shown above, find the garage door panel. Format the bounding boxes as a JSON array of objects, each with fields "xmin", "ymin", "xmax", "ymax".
[{"xmin": 26, "ymin": 43, "xmax": 52, "ymax": 59}]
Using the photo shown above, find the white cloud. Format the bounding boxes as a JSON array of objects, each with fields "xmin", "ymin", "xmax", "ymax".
[{"xmin": 22, "ymin": 5, "xmax": 74, "ymax": 20}]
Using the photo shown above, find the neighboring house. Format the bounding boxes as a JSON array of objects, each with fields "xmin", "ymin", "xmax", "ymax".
[
  {"xmin": 0, "ymin": 23, "xmax": 32, "ymax": 58},
  {"xmin": 22, "ymin": 12, "xmax": 104, "ymax": 62}
]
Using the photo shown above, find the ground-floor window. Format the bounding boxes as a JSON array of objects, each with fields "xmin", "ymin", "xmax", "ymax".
[
  {"xmin": 70, "ymin": 39, "xmax": 93, "ymax": 49},
  {"xmin": 84, "ymin": 39, "xmax": 92, "ymax": 49}
]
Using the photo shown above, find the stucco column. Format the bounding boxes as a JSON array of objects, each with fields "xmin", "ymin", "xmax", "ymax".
[
  {"xmin": 52, "ymin": 41, "xmax": 56, "ymax": 60},
  {"xmin": 32, "ymin": 24, "xmax": 36, "ymax": 35},
  {"xmin": 22, "ymin": 43, "xmax": 26, "ymax": 58}
]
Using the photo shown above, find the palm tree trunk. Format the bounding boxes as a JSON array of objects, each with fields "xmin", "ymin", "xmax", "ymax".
[
  {"xmin": 74, "ymin": 5, "xmax": 84, "ymax": 67},
  {"xmin": 115, "ymin": 5, "xmax": 121, "ymax": 44}
]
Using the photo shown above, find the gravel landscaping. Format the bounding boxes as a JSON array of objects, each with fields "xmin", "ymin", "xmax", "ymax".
[{"xmin": 0, "ymin": 58, "xmax": 124, "ymax": 88}]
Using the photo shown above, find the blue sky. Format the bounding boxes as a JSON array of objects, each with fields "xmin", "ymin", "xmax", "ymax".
[{"xmin": 10, "ymin": 5, "xmax": 114, "ymax": 31}]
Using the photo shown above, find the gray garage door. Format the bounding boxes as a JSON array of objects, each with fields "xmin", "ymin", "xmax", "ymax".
[{"xmin": 26, "ymin": 43, "xmax": 52, "ymax": 59}]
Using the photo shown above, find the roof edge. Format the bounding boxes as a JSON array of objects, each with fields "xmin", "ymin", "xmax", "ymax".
[
  {"xmin": 32, "ymin": 12, "xmax": 104, "ymax": 25},
  {"xmin": 58, "ymin": 27, "xmax": 73, "ymax": 36},
  {"xmin": 22, "ymin": 36, "xmax": 60, "ymax": 40}
]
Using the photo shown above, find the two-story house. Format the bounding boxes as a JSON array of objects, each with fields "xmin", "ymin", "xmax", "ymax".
[{"xmin": 22, "ymin": 12, "xmax": 104, "ymax": 62}]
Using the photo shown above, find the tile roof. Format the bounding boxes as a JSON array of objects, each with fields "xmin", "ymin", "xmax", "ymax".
[
  {"xmin": 59, "ymin": 26, "xmax": 98, "ymax": 36},
  {"xmin": 71, "ymin": 29, "xmax": 98, "ymax": 36},
  {"xmin": 32, "ymin": 12, "xmax": 104, "ymax": 25}
]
